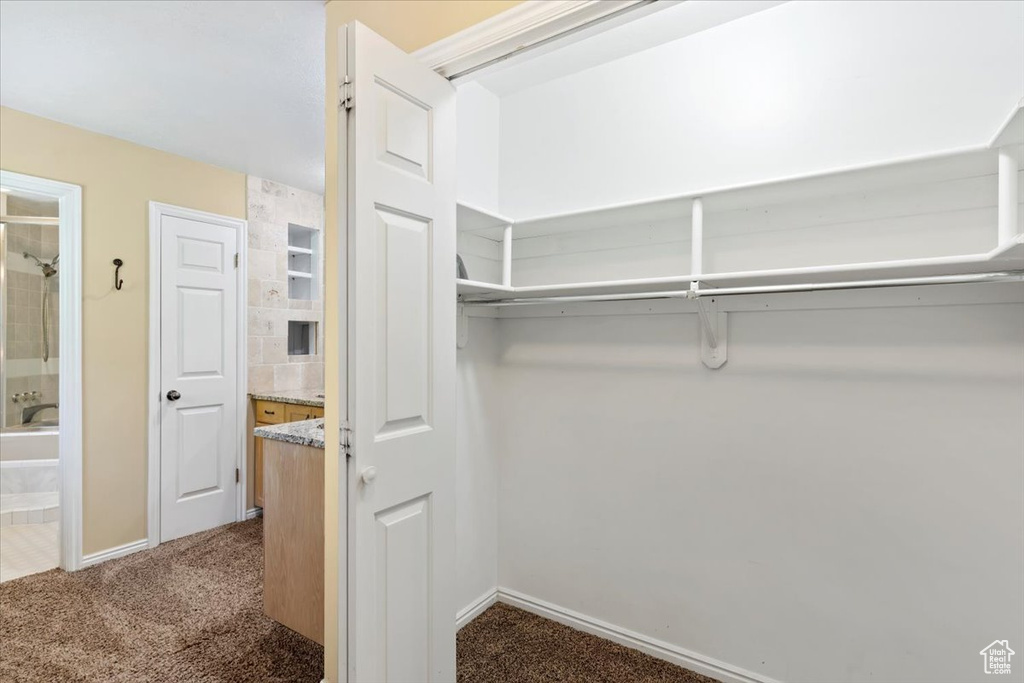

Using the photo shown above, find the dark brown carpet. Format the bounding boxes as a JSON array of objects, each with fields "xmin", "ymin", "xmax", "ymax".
[
  {"xmin": 458, "ymin": 603, "xmax": 720, "ymax": 683},
  {"xmin": 0, "ymin": 518, "xmax": 323, "ymax": 682}
]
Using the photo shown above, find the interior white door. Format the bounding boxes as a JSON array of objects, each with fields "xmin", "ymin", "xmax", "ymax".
[
  {"xmin": 159, "ymin": 208, "xmax": 240, "ymax": 543},
  {"xmin": 343, "ymin": 21, "xmax": 457, "ymax": 683}
]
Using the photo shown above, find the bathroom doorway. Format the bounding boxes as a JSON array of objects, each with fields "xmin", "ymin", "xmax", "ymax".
[{"xmin": 0, "ymin": 170, "xmax": 81, "ymax": 580}]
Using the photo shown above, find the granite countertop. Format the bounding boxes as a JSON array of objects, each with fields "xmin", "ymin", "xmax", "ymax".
[
  {"xmin": 254, "ymin": 418, "xmax": 325, "ymax": 449},
  {"xmin": 249, "ymin": 389, "xmax": 325, "ymax": 408}
]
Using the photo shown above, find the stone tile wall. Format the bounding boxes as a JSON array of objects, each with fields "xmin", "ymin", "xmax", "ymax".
[{"xmin": 246, "ymin": 176, "xmax": 324, "ymax": 393}]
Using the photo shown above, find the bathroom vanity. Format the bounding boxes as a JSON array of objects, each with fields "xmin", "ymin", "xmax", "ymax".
[
  {"xmin": 253, "ymin": 418, "xmax": 324, "ymax": 644},
  {"xmin": 249, "ymin": 391, "xmax": 324, "ymax": 508}
]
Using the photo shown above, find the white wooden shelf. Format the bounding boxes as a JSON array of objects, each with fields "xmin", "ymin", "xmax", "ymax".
[
  {"xmin": 458, "ymin": 236, "xmax": 1024, "ymax": 302},
  {"xmin": 457, "ymin": 202, "xmax": 513, "ymax": 235},
  {"xmin": 991, "ymin": 99, "xmax": 1024, "ymax": 148},
  {"xmin": 455, "ymin": 102, "xmax": 1024, "ymax": 305},
  {"xmin": 287, "ymin": 270, "xmax": 313, "ymax": 279},
  {"xmin": 456, "ymin": 279, "xmax": 514, "ymax": 297},
  {"xmin": 288, "ymin": 245, "xmax": 314, "ymax": 255}
]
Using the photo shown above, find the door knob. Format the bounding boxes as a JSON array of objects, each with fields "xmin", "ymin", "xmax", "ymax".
[
  {"xmin": 360, "ymin": 466, "xmax": 377, "ymax": 484},
  {"xmin": 166, "ymin": 390, "xmax": 181, "ymax": 401}
]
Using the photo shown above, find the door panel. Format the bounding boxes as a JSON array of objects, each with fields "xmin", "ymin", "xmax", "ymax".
[
  {"xmin": 345, "ymin": 21, "xmax": 456, "ymax": 683},
  {"xmin": 160, "ymin": 211, "xmax": 239, "ymax": 542}
]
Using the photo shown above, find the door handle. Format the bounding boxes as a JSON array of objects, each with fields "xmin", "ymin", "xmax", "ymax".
[
  {"xmin": 360, "ymin": 466, "xmax": 377, "ymax": 484},
  {"xmin": 166, "ymin": 390, "xmax": 181, "ymax": 401}
]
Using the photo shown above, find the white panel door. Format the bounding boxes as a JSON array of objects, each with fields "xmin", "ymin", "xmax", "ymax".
[
  {"xmin": 159, "ymin": 210, "xmax": 239, "ymax": 542},
  {"xmin": 343, "ymin": 22, "xmax": 457, "ymax": 683}
]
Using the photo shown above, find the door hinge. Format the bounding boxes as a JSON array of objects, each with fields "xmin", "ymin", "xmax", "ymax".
[
  {"xmin": 234, "ymin": 253, "xmax": 239, "ymax": 269},
  {"xmin": 235, "ymin": 467, "xmax": 240, "ymax": 484},
  {"xmin": 340, "ymin": 76, "xmax": 353, "ymax": 111},
  {"xmin": 341, "ymin": 426, "xmax": 353, "ymax": 458}
]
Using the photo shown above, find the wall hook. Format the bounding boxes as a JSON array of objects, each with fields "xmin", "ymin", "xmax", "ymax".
[{"xmin": 113, "ymin": 258, "xmax": 124, "ymax": 290}]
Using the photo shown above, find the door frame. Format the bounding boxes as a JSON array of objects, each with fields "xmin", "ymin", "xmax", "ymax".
[
  {"xmin": 0, "ymin": 169, "xmax": 84, "ymax": 571},
  {"xmin": 146, "ymin": 201, "xmax": 247, "ymax": 548}
]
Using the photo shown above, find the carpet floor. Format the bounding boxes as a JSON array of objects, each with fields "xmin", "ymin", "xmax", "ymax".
[
  {"xmin": 2, "ymin": 518, "xmax": 717, "ymax": 683},
  {"xmin": 458, "ymin": 603, "xmax": 720, "ymax": 683},
  {"xmin": 0, "ymin": 518, "xmax": 323, "ymax": 682}
]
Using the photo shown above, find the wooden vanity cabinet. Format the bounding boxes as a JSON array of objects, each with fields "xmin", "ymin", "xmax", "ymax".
[{"xmin": 252, "ymin": 398, "xmax": 323, "ymax": 509}]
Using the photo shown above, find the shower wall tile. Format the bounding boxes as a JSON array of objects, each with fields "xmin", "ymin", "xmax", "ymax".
[{"xmin": 245, "ymin": 176, "xmax": 324, "ymax": 395}]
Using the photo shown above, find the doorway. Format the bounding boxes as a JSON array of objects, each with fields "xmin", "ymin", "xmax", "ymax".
[
  {"xmin": 147, "ymin": 202, "xmax": 247, "ymax": 545},
  {"xmin": 0, "ymin": 169, "xmax": 83, "ymax": 579}
]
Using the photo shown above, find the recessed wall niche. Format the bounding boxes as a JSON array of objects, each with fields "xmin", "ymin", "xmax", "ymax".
[{"xmin": 287, "ymin": 223, "xmax": 318, "ymax": 300}]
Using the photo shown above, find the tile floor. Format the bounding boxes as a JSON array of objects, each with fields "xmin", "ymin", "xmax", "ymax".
[{"xmin": 0, "ymin": 521, "xmax": 58, "ymax": 582}]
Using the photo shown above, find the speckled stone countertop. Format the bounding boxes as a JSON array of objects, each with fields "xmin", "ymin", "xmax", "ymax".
[
  {"xmin": 254, "ymin": 418, "xmax": 325, "ymax": 449},
  {"xmin": 249, "ymin": 390, "xmax": 325, "ymax": 408}
]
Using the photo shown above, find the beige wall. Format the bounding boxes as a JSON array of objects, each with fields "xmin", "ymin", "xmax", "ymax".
[
  {"xmin": 0, "ymin": 106, "xmax": 246, "ymax": 555},
  {"xmin": 322, "ymin": 2, "xmax": 522, "ymax": 679}
]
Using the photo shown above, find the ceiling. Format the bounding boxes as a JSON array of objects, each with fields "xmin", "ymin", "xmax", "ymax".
[{"xmin": 0, "ymin": 0, "xmax": 326, "ymax": 193}]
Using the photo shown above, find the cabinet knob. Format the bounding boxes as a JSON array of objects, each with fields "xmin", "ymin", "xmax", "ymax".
[{"xmin": 360, "ymin": 466, "xmax": 377, "ymax": 484}]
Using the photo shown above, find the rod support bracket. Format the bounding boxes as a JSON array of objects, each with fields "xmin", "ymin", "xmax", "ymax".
[{"xmin": 695, "ymin": 297, "xmax": 727, "ymax": 369}]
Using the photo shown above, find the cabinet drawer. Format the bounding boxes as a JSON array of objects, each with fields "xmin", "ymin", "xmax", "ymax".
[
  {"xmin": 285, "ymin": 404, "xmax": 324, "ymax": 422},
  {"xmin": 255, "ymin": 400, "xmax": 285, "ymax": 424}
]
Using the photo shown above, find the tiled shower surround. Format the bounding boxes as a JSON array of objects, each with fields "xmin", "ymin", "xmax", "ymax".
[
  {"xmin": 3, "ymin": 197, "xmax": 59, "ymax": 429},
  {"xmin": 246, "ymin": 176, "xmax": 324, "ymax": 394}
]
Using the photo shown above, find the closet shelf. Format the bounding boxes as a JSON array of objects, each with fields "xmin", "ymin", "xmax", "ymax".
[
  {"xmin": 456, "ymin": 279, "xmax": 515, "ymax": 297},
  {"xmin": 458, "ymin": 236, "xmax": 1024, "ymax": 302},
  {"xmin": 457, "ymin": 202, "xmax": 513, "ymax": 235},
  {"xmin": 991, "ymin": 99, "xmax": 1024, "ymax": 148}
]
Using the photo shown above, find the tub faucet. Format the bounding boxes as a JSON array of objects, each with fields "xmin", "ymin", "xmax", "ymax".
[{"xmin": 22, "ymin": 403, "xmax": 58, "ymax": 425}]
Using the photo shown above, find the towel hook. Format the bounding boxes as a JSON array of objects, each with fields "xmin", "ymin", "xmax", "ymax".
[{"xmin": 113, "ymin": 258, "xmax": 124, "ymax": 290}]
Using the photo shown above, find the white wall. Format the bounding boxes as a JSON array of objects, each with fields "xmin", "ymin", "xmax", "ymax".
[
  {"xmin": 457, "ymin": 81, "xmax": 501, "ymax": 211},
  {"xmin": 497, "ymin": 0, "xmax": 1024, "ymax": 217},
  {"xmin": 456, "ymin": 317, "xmax": 501, "ymax": 612},
  {"xmin": 494, "ymin": 299, "xmax": 1024, "ymax": 683}
]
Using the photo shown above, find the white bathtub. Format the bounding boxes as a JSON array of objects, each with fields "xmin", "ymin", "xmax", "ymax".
[
  {"xmin": 1, "ymin": 426, "xmax": 58, "ymax": 460},
  {"xmin": 0, "ymin": 427, "xmax": 59, "ymax": 495}
]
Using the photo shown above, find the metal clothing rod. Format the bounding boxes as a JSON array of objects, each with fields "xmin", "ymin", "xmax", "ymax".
[{"xmin": 462, "ymin": 272, "xmax": 1024, "ymax": 306}]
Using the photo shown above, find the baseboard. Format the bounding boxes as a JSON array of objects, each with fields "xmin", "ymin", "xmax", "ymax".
[
  {"xmin": 246, "ymin": 507, "xmax": 262, "ymax": 520},
  {"xmin": 81, "ymin": 538, "xmax": 149, "ymax": 569},
  {"xmin": 496, "ymin": 588, "xmax": 779, "ymax": 683},
  {"xmin": 457, "ymin": 588, "xmax": 499, "ymax": 630}
]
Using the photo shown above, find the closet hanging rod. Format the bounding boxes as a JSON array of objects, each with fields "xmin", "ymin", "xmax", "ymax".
[{"xmin": 461, "ymin": 271, "xmax": 1023, "ymax": 306}]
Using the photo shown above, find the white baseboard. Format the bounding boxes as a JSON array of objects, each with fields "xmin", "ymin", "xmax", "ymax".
[
  {"xmin": 81, "ymin": 538, "xmax": 149, "ymax": 569},
  {"xmin": 246, "ymin": 507, "xmax": 262, "ymax": 520},
  {"xmin": 496, "ymin": 588, "xmax": 779, "ymax": 683},
  {"xmin": 457, "ymin": 588, "xmax": 499, "ymax": 629}
]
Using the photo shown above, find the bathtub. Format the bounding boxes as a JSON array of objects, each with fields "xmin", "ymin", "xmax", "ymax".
[
  {"xmin": 1, "ymin": 425, "xmax": 59, "ymax": 496},
  {"xmin": 0, "ymin": 426, "xmax": 59, "ymax": 525},
  {"xmin": 1, "ymin": 424, "xmax": 58, "ymax": 461}
]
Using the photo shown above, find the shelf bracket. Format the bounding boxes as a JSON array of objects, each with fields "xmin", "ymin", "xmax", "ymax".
[
  {"xmin": 694, "ymin": 294, "xmax": 727, "ymax": 369},
  {"xmin": 457, "ymin": 303, "xmax": 469, "ymax": 349}
]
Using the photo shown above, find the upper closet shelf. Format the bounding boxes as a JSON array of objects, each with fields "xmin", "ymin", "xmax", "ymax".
[
  {"xmin": 991, "ymin": 99, "xmax": 1024, "ymax": 148},
  {"xmin": 459, "ymin": 236, "xmax": 1024, "ymax": 302},
  {"xmin": 457, "ymin": 202, "xmax": 513, "ymax": 234}
]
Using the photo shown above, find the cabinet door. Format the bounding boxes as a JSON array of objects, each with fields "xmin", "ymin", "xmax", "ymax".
[{"xmin": 308, "ymin": 406, "xmax": 324, "ymax": 419}]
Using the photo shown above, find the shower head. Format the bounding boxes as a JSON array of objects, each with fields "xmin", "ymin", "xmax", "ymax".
[{"xmin": 23, "ymin": 251, "xmax": 59, "ymax": 277}]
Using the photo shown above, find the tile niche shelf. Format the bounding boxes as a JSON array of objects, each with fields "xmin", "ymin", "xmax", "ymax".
[
  {"xmin": 287, "ymin": 223, "xmax": 318, "ymax": 300},
  {"xmin": 456, "ymin": 100, "xmax": 1024, "ymax": 304}
]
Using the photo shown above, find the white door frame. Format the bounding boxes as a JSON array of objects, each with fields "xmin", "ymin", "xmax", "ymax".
[
  {"xmin": 0, "ymin": 170, "xmax": 84, "ymax": 571},
  {"xmin": 146, "ymin": 201, "xmax": 247, "ymax": 548}
]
